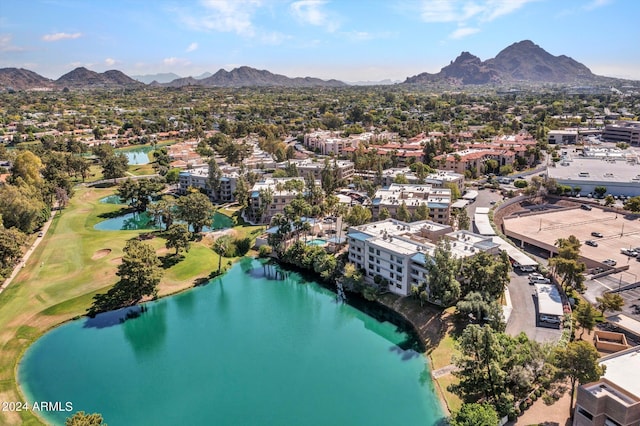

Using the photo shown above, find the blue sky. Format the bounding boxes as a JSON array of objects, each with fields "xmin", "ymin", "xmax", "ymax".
[{"xmin": 1, "ymin": 0, "xmax": 638, "ymax": 82}]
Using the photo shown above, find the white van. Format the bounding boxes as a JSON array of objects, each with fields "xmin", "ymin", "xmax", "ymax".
[{"xmin": 540, "ymin": 315, "xmax": 560, "ymax": 324}]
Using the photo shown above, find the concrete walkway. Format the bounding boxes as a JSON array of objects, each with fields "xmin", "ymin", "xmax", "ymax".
[
  {"xmin": 431, "ymin": 364, "xmax": 459, "ymax": 379},
  {"xmin": 0, "ymin": 209, "xmax": 57, "ymax": 295}
]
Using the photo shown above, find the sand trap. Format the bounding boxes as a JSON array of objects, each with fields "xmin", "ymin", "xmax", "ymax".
[
  {"xmin": 110, "ymin": 256, "xmax": 122, "ymax": 264},
  {"xmin": 91, "ymin": 249, "xmax": 112, "ymax": 260}
]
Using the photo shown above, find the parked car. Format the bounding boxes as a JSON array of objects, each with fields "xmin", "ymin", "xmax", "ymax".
[
  {"xmin": 530, "ymin": 276, "xmax": 551, "ymax": 284},
  {"xmin": 591, "ymin": 232, "xmax": 603, "ymax": 238},
  {"xmin": 621, "ymin": 248, "xmax": 637, "ymax": 257},
  {"xmin": 540, "ymin": 315, "xmax": 560, "ymax": 324},
  {"xmin": 603, "ymin": 259, "xmax": 617, "ymax": 266},
  {"xmin": 585, "ymin": 240, "xmax": 598, "ymax": 247},
  {"xmin": 519, "ymin": 265, "xmax": 535, "ymax": 273},
  {"xmin": 581, "ymin": 204, "xmax": 592, "ymax": 211}
]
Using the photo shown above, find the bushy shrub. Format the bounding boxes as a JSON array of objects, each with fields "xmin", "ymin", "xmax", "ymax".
[
  {"xmin": 514, "ymin": 179, "xmax": 528, "ymax": 188},
  {"xmin": 234, "ymin": 237, "xmax": 252, "ymax": 256},
  {"xmin": 258, "ymin": 245, "xmax": 272, "ymax": 258}
]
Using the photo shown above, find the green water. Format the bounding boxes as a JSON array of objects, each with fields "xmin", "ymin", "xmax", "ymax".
[
  {"xmin": 19, "ymin": 259, "xmax": 443, "ymax": 426},
  {"xmin": 94, "ymin": 211, "xmax": 234, "ymax": 231},
  {"xmin": 118, "ymin": 146, "xmax": 154, "ymax": 165}
]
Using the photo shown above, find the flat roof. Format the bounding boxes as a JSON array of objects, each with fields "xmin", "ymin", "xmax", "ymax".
[
  {"xmin": 548, "ymin": 157, "xmax": 640, "ymax": 182},
  {"xmin": 598, "ymin": 347, "xmax": 640, "ymax": 399},
  {"xmin": 475, "ymin": 207, "xmax": 491, "ymax": 214},
  {"xmin": 451, "ymin": 199, "xmax": 469, "ymax": 209},
  {"xmin": 535, "ymin": 284, "xmax": 564, "ymax": 316},
  {"xmin": 491, "ymin": 236, "xmax": 538, "ymax": 266},
  {"xmin": 474, "ymin": 213, "xmax": 496, "ymax": 236}
]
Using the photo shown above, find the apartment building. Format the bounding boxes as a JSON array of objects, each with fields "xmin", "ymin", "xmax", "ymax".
[
  {"xmin": 275, "ymin": 158, "xmax": 355, "ymax": 181},
  {"xmin": 177, "ymin": 166, "xmax": 239, "ymax": 203},
  {"xmin": 304, "ymin": 130, "xmax": 400, "ymax": 156},
  {"xmin": 347, "ymin": 219, "xmax": 499, "ymax": 297},
  {"xmin": 573, "ymin": 347, "xmax": 640, "ymax": 426},
  {"xmin": 370, "ymin": 183, "xmax": 452, "ymax": 224},
  {"xmin": 548, "ymin": 130, "xmax": 579, "ymax": 145},
  {"xmin": 602, "ymin": 121, "xmax": 640, "ymax": 146},
  {"xmin": 247, "ymin": 177, "xmax": 316, "ymax": 224},
  {"xmin": 435, "ymin": 148, "xmax": 517, "ymax": 175},
  {"xmin": 370, "ymin": 168, "xmax": 464, "ymax": 193}
]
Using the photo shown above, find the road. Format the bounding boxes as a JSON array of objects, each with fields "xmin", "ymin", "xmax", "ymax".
[
  {"xmin": 505, "ymin": 270, "xmax": 563, "ymax": 342},
  {"xmin": 0, "ymin": 209, "xmax": 57, "ymax": 295}
]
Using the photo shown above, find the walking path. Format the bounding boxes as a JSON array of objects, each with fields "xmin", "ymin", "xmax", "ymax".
[
  {"xmin": 0, "ymin": 210, "xmax": 57, "ymax": 295},
  {"xmin": 431, "ymin": 364, "xmax": 459, "ymax": 379}
]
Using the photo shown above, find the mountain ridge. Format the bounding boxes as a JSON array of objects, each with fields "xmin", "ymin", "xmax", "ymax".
[{"xmin": 0, "ymin": 40, "xmax": 635, "ymax": 90}]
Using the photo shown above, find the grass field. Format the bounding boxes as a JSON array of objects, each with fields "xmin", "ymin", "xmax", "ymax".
[{"xmin": 0, "ymin": 186, "xmax": 259, "ymax": 425}]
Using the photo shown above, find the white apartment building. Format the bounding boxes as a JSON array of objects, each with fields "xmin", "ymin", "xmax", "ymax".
[
  {"xmin": 247, "ymin": 177, "xmax": 317, "ymax": 224},
  {"xmin": 275, "ymin": 158, "xmax": 355, "ymax": 181},
  {"xmin": 347, "ymin": 219, "xmax": 500, "ymax": 297},
  {"xmin": 366, "ymin": 168, "xmax": 464, "ymax": 192},
  {"xmin": 370, "ymin": 184, "xmax": 452, "ymax": 224},
  {"xmin": 177, "ymin": 166, "xmax": 239, "ymax": 203},
  {"xmin": 303, "ymin": 130, "xmax": 399, "ymax": 156}
]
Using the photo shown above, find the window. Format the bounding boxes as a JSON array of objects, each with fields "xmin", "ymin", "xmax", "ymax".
[
  {"xmin": 376, "ymin": 267, "xmax": 380, "ymax": 273},
  {"xmin": 397, "ymin": 267, "xmax": 403, "ymax": 273},
  {"xmin": 576, "ymin": 407, "xmax": 593, "ymax": 421},
  {"xmin": 369, "ymin": 255, "xmax": 374, "ymax": 261},
  {"xmin": 369, "ymin": 247, "xmax": 374, "ymax": 253},
  {"xmin": 390, "ymin": 273, "xmax": 395, "ymax": 279},
  {"xmin": 356, "ymin": 247, "xmax": 361, "ymax": 252},
  {"xmin": 376, "ymin": 249, "xmax": 380, "ymax": 255},
  {"xmin": 396, "ymin": 283, "xmax": 402, "ymax": 289},
  {"xmin": 604, "ymin": 417, "xmax": 621, "ymax": 426},
  {"xmin": 368, "ymin": 263, "xmax": 374, "ymax": 270},
  {"xmin": 390, "ymin": 265, "xmax": 394, "ymax": 271}
]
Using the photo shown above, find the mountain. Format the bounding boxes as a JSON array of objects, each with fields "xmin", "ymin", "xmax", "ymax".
[
  {"xmin": 347, "ymin": 79, "xmax": 400, "ymax": 86},
  {"xmin": 194, "ymin": 72, "xmax": 212, "ymax": 80},
  {"xmin": 487, "ymin": 40, "xmax": 595, "ymax": 83},
  {"xmin": 169, "ymin": 66, "xmax": 346, "ymax": 88},
  {"xmin": 405, "ymin": 40, "xmax": 599, "ymax": 85},
  {"xmin": 0, "ymin": 68, "xmax": 54, "ymax": 90},
  {"xmin": 55, "ymin": 67, "xmax": 143, "ymax": 89},
  {"xmin": 131, "ymin": 72, "xmax": 182, "ymax": 84}
]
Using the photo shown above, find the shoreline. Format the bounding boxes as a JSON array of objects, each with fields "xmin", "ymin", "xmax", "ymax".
[{"xmin": 14, "ymin": 255, "xmax": 451, "ymax": 425}]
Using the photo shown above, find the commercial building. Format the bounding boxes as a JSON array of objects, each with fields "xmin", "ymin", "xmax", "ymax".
[
  {"xmin": 573, "ymin": 347, "xmax": 640, "ymax": 426},
  {"xmin": 548, "ymin": 129, "xmax": 579, "ymax": 145},
  {"xmin": 370, "ymin": 183, "xmax": 452, "ymax": 225},
  {"xmin": 546, "ymin": 148, "xmax": 640, "ymax": 197},
  {"xmin": 602, "ymin": 121, "xmax": 640, "ymax": 146},
  {"xmin": 346, "ymin": 218, "xmax": 499, "ymax": 297}
]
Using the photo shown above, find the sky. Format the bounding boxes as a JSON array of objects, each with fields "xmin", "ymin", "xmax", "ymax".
[{"xmin": 1, "ymin": 0, "xmax": 639, "ymax": 82}]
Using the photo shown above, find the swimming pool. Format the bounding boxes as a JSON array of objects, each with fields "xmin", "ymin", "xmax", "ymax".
[{"xmin": 306, "ymin": 238, "xmax": 328, "ymax": 246}]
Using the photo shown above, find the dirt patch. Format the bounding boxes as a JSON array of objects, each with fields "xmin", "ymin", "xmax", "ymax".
[
  {"xmin": 91, "ymin": 248, "xmax": 112, "ymax": 260},
  {"xmin": 110, "ymin": 256, "xmax": 122, "ymax": 265}
]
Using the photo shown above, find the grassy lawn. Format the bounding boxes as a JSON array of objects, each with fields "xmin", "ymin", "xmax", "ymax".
[{"xmin": 0, "ymin": 187, "xmax": 251, "ymax": 426}]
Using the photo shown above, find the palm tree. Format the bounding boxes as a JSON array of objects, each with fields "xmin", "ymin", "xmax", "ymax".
[{"xmin": 212, "ymin": 235, "xmax": 232, "ymax": 273}]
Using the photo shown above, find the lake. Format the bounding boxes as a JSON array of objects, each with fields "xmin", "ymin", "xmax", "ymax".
[{"xmin": 19, "ymin": 259, "xmax": 444, "ymax": 426}]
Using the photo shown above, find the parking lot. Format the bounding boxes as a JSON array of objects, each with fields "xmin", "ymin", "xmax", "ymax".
[
  {"xmin": 505, "ymin": 270, "xmax": 563, "ymax": 343},
  {"xmin": 503, "ymin": 205, "xmax": 640, "ymax": 284}
]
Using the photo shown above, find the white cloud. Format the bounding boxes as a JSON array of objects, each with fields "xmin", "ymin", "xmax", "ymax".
[
  {"xmin": 42, "ymin": 32, "xmax": 83, "ymax": 42},
  {"xmin": 163, "ymin": 57, "xmax": 191, "ymax": 67},
  {"xmin": 342, "ymin": 30, "xmax": 395, "ymax": 42},
  {"xmin": 179, "ymin": 0, "xmax": 262, "ymax": 36},
  {"xmin": 186, "ymin": 42, "xmax": 199, "ymax": 52},
  {"xmin": 290, "ymin": 0, "xmax": 340, "ymax": 32},
  {"xmin": 449, "ymin": 27, "xmax": 480, "ymax": 39},
  {"xmin": 419, "ymin": 0, "xmax": 537, "ymax": 24},
  {"xmin": 104, "ymin": 58, "xmax": 116, "ymax": 66},
  {"xmin": 0, "ymin": 34, "xmax": 26, "ymax": 52},
  {"xmin": 584, "ymin": 0, "xmax": 613, "ymax": 11}
]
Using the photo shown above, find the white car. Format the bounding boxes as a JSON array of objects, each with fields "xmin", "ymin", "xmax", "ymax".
[
  {"xmin": 530, "ymin": 276, "xmax": 551, "ymax": 284},
  {"xmin": 540, "ymin": 315, "xmax": 560, "ymax": 324}
]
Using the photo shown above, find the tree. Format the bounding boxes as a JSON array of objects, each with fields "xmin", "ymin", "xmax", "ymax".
[
  {"xmin": 207, "ymin": 158, "xmax": 222, "ymax": 199},
  {"xmin": 10, "ymin": 150, "xmax": 43, "ymax": 187},
  {"xmin": 212, "ymin": 235, "xmax": 233, "ymax": 273},
  {"xmin": 393, "ymin": 173, "xmax": 409, "ymax": 184},
  {"xmin": 459, "ymin": 250, "xmax": 511, "ymax": 300},
  {"xmin": 596, "ymin": 292, "xmax": 624, "ymax": 315},
  {"xmin": 456, "ymin": 208, "xmax": 470, "ymax": 231},
  {"xmin": 102, "ymin": 153, "xmax": 128, "ymax": 182},
  {"xmin": 66, "ymin": 411, "xmax": 106, "ymax": 426},
  {"xmin": 623, "ymin": 196, "xmax": 640, "ymax": 212},
  {"xmin": 148, "ymin": 196, "xmax": 176, "ymax": 231},
  {"xmin": 345, "ymin": 205, "xmax": 372, "ymax": 226},
  {"xmin": 0, "ymin": 226, "xmax": 26, "ymax": 278},
  {"xmin": 553, "ymin": 340, "xmax": 605, "ymax": 418},
  {"xmin": 549, "ymin": 235, "xmax": 586, "ymax": 293},
  {"xmin": 341, "ymin": 262, "xmax": 364, "ymax": 292},
  {"xmin": 117, "ymin": 178, "xmax": 165, "ymax": 213},
  {"xmin": 575, "ymin": 302, "xmax": 597, "ymax": 338},
  {"xmin": 165, "ymin": 224, "xmax": 191, "ymax": 255},
  {"xmin": 233, "ymin": 176, "xmax": 250, "ymax": 209},
  {"xmin": 378, "ymin": 207, "xmax": 391, "ymax": 220},
  {"xmin": 413, "ymin": 202, "xmax": 430, "ymax": 221},
  {"xmin": 177, "ymin": 192, "xmax": 215, "ymax": 234},
  {"xmin": 450, "ymin": 325, "xmax": 508, "ymax": 411},
  {"xmin": 450, "ymin": 403, "xmax": 499, "ymax": 426},
  {"xmin": 396, "ymin": 201, "xmax": 411, "ymax": 222},
  {"xmin": 0, "ymin": 184, "xmax": 48, "ymax": 233},
  {"xmin": 594, "ymin": 186, "xmax": 607, "ymax": 198},
  {"xmin": 116, "ymin": 239, "xmax": 163, "ymax": 302},
  {"xmin": 424, "ymin": 239, "xmax": 461, "ymax": 306},
  {"xmin": 603, "ymin": 194, "xmax": 615, "ymax": 206}
]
